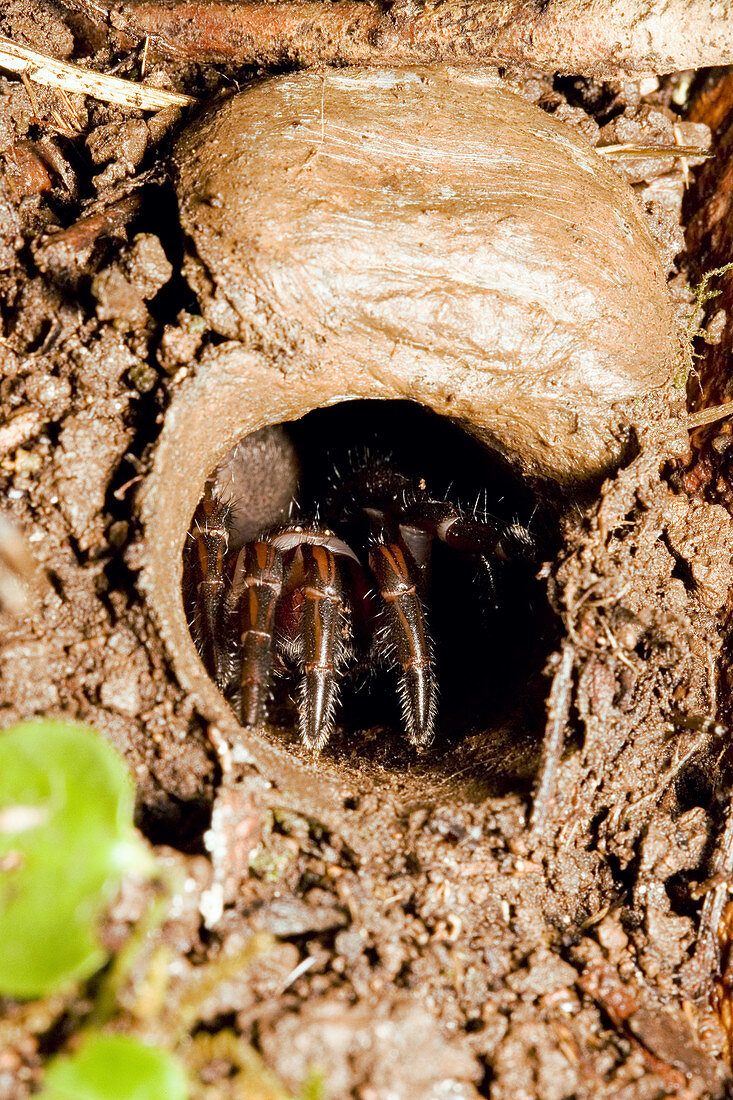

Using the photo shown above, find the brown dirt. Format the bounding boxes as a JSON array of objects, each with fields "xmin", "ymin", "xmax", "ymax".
[{"xmin": 1, "ymin": 6, "xmax": 733, "ymax": 1098}]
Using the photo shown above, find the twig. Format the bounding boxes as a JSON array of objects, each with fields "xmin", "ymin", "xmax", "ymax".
[
  {"xmin": 0, "ymin": 35, "xmax": 195, "ymax": 110},
  {"xmin": 686, "ymin": 400, "xmax": 733, "ymax": 430},
  {"xmin": 530, "ymin": 641, "xmax": 575, "ymax": 834},
  {"xmin": 87, "ymin": 0, "xmax": 733, "ymax": 78},
  {"xmin": 34, "ymin": 192, "xmax": 143, "ymax": 275},
  {"xmin": 596, "ymin": 144, "xmax": 712, "ymax": 159}
]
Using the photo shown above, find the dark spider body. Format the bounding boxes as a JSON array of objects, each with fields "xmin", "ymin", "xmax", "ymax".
[{"xmin": 186, "ymin": 457, "xmax": 534, "ymax": 752}]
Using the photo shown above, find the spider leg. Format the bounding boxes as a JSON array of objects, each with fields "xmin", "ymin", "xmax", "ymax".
[
  {"xmin": 189, "ymin": 491, "xmax": 232, "ymax": 687},
  {"xmin": 230, "ymin": 540, "xmax": 286, "ymax": 727},
  {"xmin": 368, "ymin": 540, "xmax": 437, "ymax": 750},
  {"xmin": 297, "ymin": 544, "xmax": 348, "ymax": 752}
]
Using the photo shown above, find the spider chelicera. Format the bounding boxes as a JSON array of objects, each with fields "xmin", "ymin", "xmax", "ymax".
[{"xmin": 185, "ymin": 455, "xmax": 535, "ymax": 753}]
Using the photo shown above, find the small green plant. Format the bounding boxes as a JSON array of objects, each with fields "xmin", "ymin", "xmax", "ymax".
[
  {"xmin": 689, "ymin": 263, "xmax": 733, "ymax": 333},
  {"xmin": 0, "ymin": 718, "xmax": 322, "ymax": 1099},
  {"xmin": 37, "ymin": 1032, "xmax": 188, "ymax": 1100},
  {"xmin": 0, "ymin": 719, "xmax": 155, "ymax": 999},
  {"xmin": 681, "ymin": 261, "xmax": 733, "ymax": 391}
]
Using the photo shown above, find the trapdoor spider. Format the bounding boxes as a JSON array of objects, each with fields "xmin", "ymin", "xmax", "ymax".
[{"xmin": 186, "ymin": 451, "xmax": 535, "ymax": 753}]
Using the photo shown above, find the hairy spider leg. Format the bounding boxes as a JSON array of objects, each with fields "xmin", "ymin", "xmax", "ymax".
[
  {"xmin": 189, "ymin": 490, "xmax": 232, "ymax": 687},
  {"xmin": 231, "ymin": 540, "xmax": 285, "ymax": 727},
  {"xmin": 230, "ymin": 526, "xmax": 356, "ymax": 749},
  {"xmin": 368, "ymin": 539, "xmax": 437, "ymax": 750},
  {"xmin": 298, "ymin": 543, "xmax": 348, "ymax": 752}
]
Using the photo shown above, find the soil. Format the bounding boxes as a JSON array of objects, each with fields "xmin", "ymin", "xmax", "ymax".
[{"xmin": 1, "ymin": 4, "xmax": 733, "ymax": 1098}]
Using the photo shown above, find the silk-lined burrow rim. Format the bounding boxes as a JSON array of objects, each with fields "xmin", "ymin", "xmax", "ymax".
[{"xmin": 139, "ymin": 67, "xmax": 685, "ymax": 835}]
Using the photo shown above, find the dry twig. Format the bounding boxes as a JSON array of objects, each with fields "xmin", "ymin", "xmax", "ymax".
[
  {"xmin": 530, "ymin": 642, "xmax": 575, "ymax": 834},
  {"xmin": 33, "ymin": 193, "xmax": 144, "ymax": 277},
  {"xmin": 0, "ymin": 35, "xmax": 195, "ymax": 110},
  {"xmin": 687, "ymin": 400, "xmax": 733, "ymax": 430}
]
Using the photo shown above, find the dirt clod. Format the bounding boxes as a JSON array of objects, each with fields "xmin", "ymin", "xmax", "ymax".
[{"xmin": 260, "ymin": 998, "xmax": 483, "ymax": 1100}]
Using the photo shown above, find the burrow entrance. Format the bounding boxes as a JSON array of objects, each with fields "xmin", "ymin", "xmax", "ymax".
[{"xmin": 183, "ymin": 399, "xmax": 560, "ymax": 799}]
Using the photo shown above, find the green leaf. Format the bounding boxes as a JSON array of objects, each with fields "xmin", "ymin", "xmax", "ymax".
[
  {"xmin": 39, "ymin": 1032, "xmax": 188, "ymax": 1100},
  {"xmin": 0, "ymin": 720, "xmax": 153, "ymax": 999}
]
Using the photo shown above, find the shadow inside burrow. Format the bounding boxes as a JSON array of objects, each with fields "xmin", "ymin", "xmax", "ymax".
[{"xmin": 184, "ymin": 399, "xmax": 562, "ymax": 802}]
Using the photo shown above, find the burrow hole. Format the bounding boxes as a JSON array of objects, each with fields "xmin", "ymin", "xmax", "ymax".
[{"xmin": 183, "ymin": 400, "xmax": 559, "ymax": 791}]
